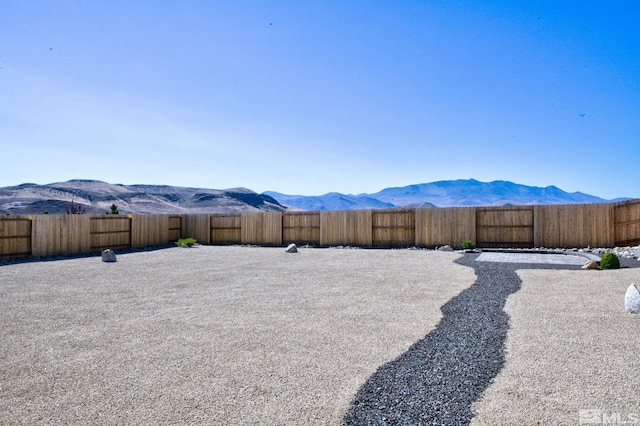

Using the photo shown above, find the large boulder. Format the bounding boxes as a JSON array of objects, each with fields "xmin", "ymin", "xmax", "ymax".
[
  {"xmin": 102, "ymin": 249, "xmax": 117, "ymax": 263},
  {"xmin": 624, "ymin": 284, "xmax": 640, "ymax": 314}
]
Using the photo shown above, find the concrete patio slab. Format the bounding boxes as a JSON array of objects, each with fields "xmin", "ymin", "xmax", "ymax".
[{"xmin": 476, "ymin": 252, "xmax": 589, "ymax": 265}]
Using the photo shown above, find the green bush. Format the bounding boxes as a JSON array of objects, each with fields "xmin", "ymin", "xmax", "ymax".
[
  {"xmin": 106, "ymin": 204, "xmax": 119, "ymax": 214},
  {"xmin": 599, "ymin": 252, "xmax": 620, "ymax": 269},
  {"xmin": 175, "ymin": 237, "xmax": 197, "ymax": 247},
  {"xmin": 462, "ymin": 239, "xmax": 476, "ymax": 249}
]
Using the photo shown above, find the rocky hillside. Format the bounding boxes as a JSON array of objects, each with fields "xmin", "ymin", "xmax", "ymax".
[{"xmin": 0, "ymin": 180, "xmax": 286, "ymax": 215}]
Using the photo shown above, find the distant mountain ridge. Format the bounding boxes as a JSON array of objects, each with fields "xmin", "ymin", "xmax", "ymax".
[
  {"xmin": 265, "ymin": 179, "xmax": 615, "ymax": 210},
  {"xmin": 0, "ymin": 180, "xmax": 285, "ymax": 214},
  {"xmin": 0, "ymin": 179, "xmax": 623, "ymax": 215},
  {"xmin": 265, "ymin": 192, "xmax": 398, "ymax": 211}
]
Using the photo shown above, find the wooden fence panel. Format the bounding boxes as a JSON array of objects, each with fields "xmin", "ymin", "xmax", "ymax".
[
  {"xmin": 242, "ymin": 212, "xmax": 283, "ymax": 245},
  {"xmin": 534, "ymin": 203, "xmax": 613, "ymax": 248},
  {"xmin": 476, "ymin": 207, "xmax": 534, "ymax": 248},
  {"xmin": 130, "ymin": 214, "xmax": 170, "ymax": 248},
  {"xmin": 320, "ymin": 210, "xmax": 372, "ymax": 246},
  {"xmin": 283, "ymin": 211, "xmax": 320, "ymax": 245},
  {"xmin": 0, "ymin": 215, "xmax": 32, "ymax": 258},
  {"xmin": 211, "ymin": 213, "xmax": 241, "ymax": 244},
  {"xmin": 169, "ymin": 215, "xmax": 181, "ymax": 242},
  {"xmin": 583, "ymin": 203, "xmax": 614, "ymax": 247},
  {"xmin": 182, "ymin": 214, "xmax": 211, "ymax": 244},
  {"xmin": 372, "ymin": 209, "xmax": 415, "ymax": 247},
  {"xmin": 614, "ymin": 199, "xmax": 640, "ymax": 245},
  {"xmin": 32, "ymin": 214, "xmax": 91, "ymax": 256},
  {"xmin": 416, "ymin": 207, "xmax": 476, "ymax": 248},
  {"xmin": 90, "ymin": 215, "xmax": 131, "ymax": 252}
]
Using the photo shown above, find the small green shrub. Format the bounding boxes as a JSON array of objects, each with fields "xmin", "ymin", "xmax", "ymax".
[
  {"xmin": 599, "ymin": 252, "xmax": 620, "ymax": 269},
  {"xmin": 106, "ymin": 204, "xmax": 119, "ymax": 214},
  {"xmin": 176, "ymin": 237, "xmax": 197, "ymax": 247},
  {"xmin": 462, "ymin": 239, "xmax": 476, "ymax": 250}
]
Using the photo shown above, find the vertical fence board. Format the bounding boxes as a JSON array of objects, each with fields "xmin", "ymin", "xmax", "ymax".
[
  {"xmin": 32, "ymin": 214, "xmax": 91, "ymax": 256},
  {"xmin": 241, "ymin": 212, "xmax": 283, "ymax": 245},
  {"xmin": 416, "ymin": 207, "xmax": 476, "ymax": 248},
  {"xmin": 182, "ymin": 214, "xmax": 211, "ymax": 244},
  {"xmin": 211, "ymin": 213, "xmax": 242, "ymax": 244},
  {"xmin": 282, "ymin": 211, "xmax": 320, "ymax": 245},
  {"xmin": 0, "ymin": 215, "xmax": 32, "ymax": 258}
]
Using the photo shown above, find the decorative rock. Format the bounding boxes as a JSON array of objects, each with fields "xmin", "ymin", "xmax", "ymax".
[
  {"xmin": 581, "ymin": 260, "xmax": 599, "ymax": 270},
  {"xmin": 624, "ymin": 284, "xmax": 640, "ymax": 314},
  {"xmin": 102, "ymin": 249, "xmax": 117, "ymax": 262},
  {"xmin": 285, "ymin": 243, "xmax": 298, "ymax": 253},
  {"xmin": 437, "ymin": 245, "xmax": 453, "ymax": 251}
]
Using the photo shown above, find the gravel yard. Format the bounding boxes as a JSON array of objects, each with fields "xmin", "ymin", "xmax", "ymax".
[
  {"xmin": 471, "ymin": 263, "xmax": 640, "ymax": 425},
  {"xmin": 1, "ymin": 246, "xmax": 638, "ymax": 425},
  {"xmin": 0, "ymin": 246, "xmax": 474, "ymax": 425}
]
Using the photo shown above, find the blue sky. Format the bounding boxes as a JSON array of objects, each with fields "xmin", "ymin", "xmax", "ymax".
[{"xmin": 1, "ymin": 1, "xmax": 638, "ymax": 199}]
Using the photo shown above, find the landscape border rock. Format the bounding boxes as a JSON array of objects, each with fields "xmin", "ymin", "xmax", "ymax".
[
  {"xmin": 101, "ymin": 249, "xmax": 117, "ymax": 262},
  {"xmin": 624, "ymin": 284, "xmax": 640, "ymax": 314},
  {"xmin": 581, "ymin": 260, "xmax": 599, "ymax": 270},
  {"xmin": 285, "ymin": 243, "xmax": 298, "ymax": 253}
]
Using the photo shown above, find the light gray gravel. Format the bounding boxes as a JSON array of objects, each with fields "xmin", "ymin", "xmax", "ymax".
[
  {"xmin": 0, "ymin": 246, "xmax": 474, "ymax": 425},
  {"xmin": 3, "ymin": 246, "xmax": 637, "ymax": 425},
  {"xmin": 344, "ymin": 254, "xmax": 640, "ymax": 425},
  {"xmin": 471, "ymin": 266, "xmax": 640, "ymax": 425}
]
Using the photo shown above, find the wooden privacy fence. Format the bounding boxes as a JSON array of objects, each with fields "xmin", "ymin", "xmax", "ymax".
[
  {"xmin": 0, "ymin": 200, "xmax": 639, "ymax": 259},
  {"xmin": 1, "ymin": 214, "xmax": 182, "ymax": 259}
]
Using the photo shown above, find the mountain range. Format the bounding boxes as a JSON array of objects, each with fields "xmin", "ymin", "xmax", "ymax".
[
  {"xmin": 0, "ymin": 179, "xmax": 623, "ymax": 215},
  {"xmin": 0, "ymin": 180, "xmax": 285, "ymax": 215},
  {"xmin": 265, "ymin": 179, "xmax": 619, "ymax": 210}
]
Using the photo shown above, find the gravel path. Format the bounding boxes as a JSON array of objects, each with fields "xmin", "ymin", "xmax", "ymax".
[{"xmin": 343, "ymin": 254, "xmax": 528, "ymax": 424}]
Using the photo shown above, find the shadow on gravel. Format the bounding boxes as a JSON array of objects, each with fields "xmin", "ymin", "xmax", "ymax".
[
  {"xmin": 343, "ymin": 254, "xmax": 580, "ymax": 425},
  {"xmin": 0, "ymin": 244, "xmax": 175, "ymax": 266}
]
